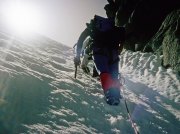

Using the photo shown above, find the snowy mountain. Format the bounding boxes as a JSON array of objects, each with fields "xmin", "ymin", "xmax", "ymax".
[{"xmin": 0, "ymin": 31, "xmax": 179, "ymax": 134}]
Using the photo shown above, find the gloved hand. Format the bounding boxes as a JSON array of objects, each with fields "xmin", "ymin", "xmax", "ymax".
[{"xmin": 74, "ymin": 56, "xmax": 81, "ymax": 66}]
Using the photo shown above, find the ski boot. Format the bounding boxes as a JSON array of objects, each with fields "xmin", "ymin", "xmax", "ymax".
[
  {"xmin": 100, "ymin": 73, "xmax": 121, "ymax": 106},
  {"xmin": 104, "ymin": 88, "xmax": 121, "ymax": 105}
]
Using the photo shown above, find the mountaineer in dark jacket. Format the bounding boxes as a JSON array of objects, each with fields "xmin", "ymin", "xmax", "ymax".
[{"xmin": 74, "ymin": 1, "xmax": 125, "ymax": 105}]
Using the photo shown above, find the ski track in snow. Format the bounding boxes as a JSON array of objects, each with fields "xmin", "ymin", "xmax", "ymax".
[{"xmin": 0, "ymin": 32, "xmax": 180, "ymax": 134}]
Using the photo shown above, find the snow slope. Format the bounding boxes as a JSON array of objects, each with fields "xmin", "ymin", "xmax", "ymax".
[{"xmin": 0, "ymin": 32, "xmax": 179, "ymax": 134}]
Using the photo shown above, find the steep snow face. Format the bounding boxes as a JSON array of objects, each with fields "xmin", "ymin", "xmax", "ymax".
[
  {"xmin": 120, "ymin": 51, "xmax": 180, "ymax": 103},
  {"xmin": 0, "ymin": 32, "xmax": 179, "ymax": 134}
]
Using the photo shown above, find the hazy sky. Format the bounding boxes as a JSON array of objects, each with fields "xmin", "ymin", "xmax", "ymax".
[
  {"xmin": 40, "ymin": 0, "xmax": 108, "ymax": 47},
  {"xmin": 0, "ymin": 0, "xmax": 108, "ymax": 46}
]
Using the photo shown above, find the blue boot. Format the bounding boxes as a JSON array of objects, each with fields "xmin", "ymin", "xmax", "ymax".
[{"xmin": 104, "ymin": 88, "xmax": 121, "ymax": 106}]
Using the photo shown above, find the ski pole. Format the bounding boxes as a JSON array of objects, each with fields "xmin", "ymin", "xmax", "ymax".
[
  {"xmin": 73, "ymin": 43, "xmax": 78, "ymax": 79},
  {"xmin": 73, "ymin": 43, "xmax": 77, "ymax": 49},
  {"xmin": 74, "ymin": 65, "xmax": 77, "ymax": 78}
]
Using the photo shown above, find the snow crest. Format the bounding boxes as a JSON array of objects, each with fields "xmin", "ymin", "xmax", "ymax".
[{"xmin": 120, "ymin": 50, "xmax": 180, "ymax": 103}]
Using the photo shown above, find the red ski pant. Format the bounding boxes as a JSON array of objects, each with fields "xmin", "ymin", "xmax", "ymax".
[{"xmin": 92, "ymin": 47, "xmax": 120, "ymax": 92}]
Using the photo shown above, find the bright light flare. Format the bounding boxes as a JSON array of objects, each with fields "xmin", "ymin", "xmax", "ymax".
[{"xmin": 1, "ymin": 1, "xmax": 43, "ymax": 35}]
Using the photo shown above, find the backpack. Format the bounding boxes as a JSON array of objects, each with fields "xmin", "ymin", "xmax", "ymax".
[{"xmin": 87, "ymin": 15, "xmax": 125, "ymax": 47}]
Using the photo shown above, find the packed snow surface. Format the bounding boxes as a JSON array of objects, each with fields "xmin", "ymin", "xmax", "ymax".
[{"xmin": 0, "ymin": 32, "xmax": 179, "ymax": 134}]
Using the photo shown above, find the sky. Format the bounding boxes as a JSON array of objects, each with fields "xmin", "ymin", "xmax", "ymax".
[
  {"xmin": 0, "ymin": 31, "xmax": 179, "ymax": 133},
  {"xmin": 0, "ymin": 0, "xmax": 108, "ymax": 47},
  {"xmin": 40, "ymin": 0, "xmax": 108, "ymax": 47}
]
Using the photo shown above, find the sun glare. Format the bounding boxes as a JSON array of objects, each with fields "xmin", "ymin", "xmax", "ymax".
[{"xmin": 1, "ymin": 1, "xmax": 43, "ymax": 35}]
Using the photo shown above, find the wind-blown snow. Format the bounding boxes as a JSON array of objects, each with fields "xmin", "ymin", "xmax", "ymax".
[
  {"xmin": 0, "ymin": 31, "xmax": 179, "ymax": 134},
  {"xmin": 120, "ymin": 51, "xmax": 180, "ymax": 103}
]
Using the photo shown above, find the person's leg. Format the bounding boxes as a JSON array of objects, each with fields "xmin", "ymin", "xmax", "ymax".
[
  {"xmin": 93, "ymin": 54, "xmax": 108, "ymax": 73},
  {"xmin": 104, "ymin": 48, "xmax": 120, "ymax": 88},
  {"xmin": 109, "ymin": 60, "xmax": 120, "ymax": 88},
  {"xmin": 92, "ymin": 47, "xmax": 113, "ymax": 91},
  {"xmin": 105, "ymin": 62, "xmax": 121, "ymax": 105},
  {"xmin": 93, "ymin": 47, "xmax": 120, "ymax": 105},
  {"xmin": 104, "ymin": 49, "xmax": 121, "ymax": 105},
  {"xmin": 93, "ymin": 53, "xmax": 113, "ymax": 91},
  {"xmin": 109, "ymin": 60, "xmax": 119, "ymax": 79},
  {"xmin": 81, "ymin": 54, "xmax": 90, "ymax": 74}
]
